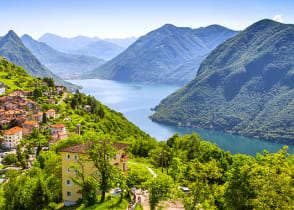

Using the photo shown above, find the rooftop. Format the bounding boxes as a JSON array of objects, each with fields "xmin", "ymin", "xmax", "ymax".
[
  {"xmin": 52, "ymin": 123, "xmax": 65, "ymax": 128},
  {"xmin": 60, "ymin": 141, "xmax": 128, "ymax": 154},
  {"xmin": 24, "ymin": 120, "xmax": 38, "ymax": 125},
  {"xmin": 4, "ymin": 126, "xmax": 22, "ymax": 135}
]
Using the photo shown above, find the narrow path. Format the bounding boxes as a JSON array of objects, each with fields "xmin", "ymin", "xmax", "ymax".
[
  {"xmin": 57, "ymin": 92, "xmax": 68, "ymax": 105},
  {"xmin": 147, "ymin": 166, "xmax": 157, "ymax": 178},
  {"xmin": 128, "ymin": 161, "xmax": 157, "ymax": 177}
]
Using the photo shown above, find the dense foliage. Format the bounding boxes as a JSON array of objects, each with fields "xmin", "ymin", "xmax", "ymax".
[
  {"xmin": 151, "ymin": 19, "xmax": 294, "ymax": 144},
  {"xmin": 146, "ymin": 133, "xmax": 294, "ymax": 209},
  {"xmin": 88, "ymin": 24, "xmax": 238, "ymax": 84}
]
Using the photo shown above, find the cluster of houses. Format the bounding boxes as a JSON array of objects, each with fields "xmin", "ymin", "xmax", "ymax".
[
  {"xmin": 0, "ymin": 81, "xmax": 130, "ymax": 207},
  {"xmin": 0, "ymin": 88, "xmax": 69, "ymax": 149}
]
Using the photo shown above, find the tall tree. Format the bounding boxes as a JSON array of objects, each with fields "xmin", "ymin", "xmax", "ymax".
[{"xmin": 86, "ymin": 133, "xmax": 118, "ymax": 202}]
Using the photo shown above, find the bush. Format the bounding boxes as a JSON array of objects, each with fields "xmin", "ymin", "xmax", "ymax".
[{"xmin": 2, "ymin": 154, "xmax": 18, "ymax": 165}]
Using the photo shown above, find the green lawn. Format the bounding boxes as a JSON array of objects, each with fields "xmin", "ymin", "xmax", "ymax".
[
  {"xmin": 78, "ymin": 196, "xmax": 128, "ymax": 210},
  {"xmin": 58, "ymin": 196, "xmax": 128, "ymax": 210}
]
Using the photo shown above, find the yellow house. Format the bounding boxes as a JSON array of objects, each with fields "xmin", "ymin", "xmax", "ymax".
[{"xmin": 60, "ymin": 142, "xmax": 129, "ymax": 206}]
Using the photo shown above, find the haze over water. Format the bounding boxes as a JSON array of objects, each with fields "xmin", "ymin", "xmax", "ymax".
[{"xmin": 69, "ymin": 79, "xmax": 294, "ymax": 156}]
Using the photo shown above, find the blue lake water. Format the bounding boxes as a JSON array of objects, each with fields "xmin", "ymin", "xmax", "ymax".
[{"xmin": 69, "ymin": 79, "xmax": 294, "ymax": 156}]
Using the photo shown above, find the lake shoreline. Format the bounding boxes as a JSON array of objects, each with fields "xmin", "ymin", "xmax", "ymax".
[{"xmin": 67, "ymin": 79, "xmax": 294, "ymax": 156}]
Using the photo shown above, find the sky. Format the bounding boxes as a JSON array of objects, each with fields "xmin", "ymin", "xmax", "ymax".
[{"xmin": 1, "ymin": 0, "xmax": 294, "ymax": 39}]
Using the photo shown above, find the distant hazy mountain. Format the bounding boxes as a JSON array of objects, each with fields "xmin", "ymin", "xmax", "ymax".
[
  {"xmin": 71, "ymin": 40, "xmax": 124, "ymax": 60},
  {"xmin": 105, "ymin": 37, "xmax": 137, "ymax": 48},
  {"xmin": 39, "ymin": 33, "xmax": 131, "ymax": 60},
  {"xmin": 0, "ymin": 30, "xmax": 78, "ymax": 90},
  {"xmin": 39, "ymin": 33, "xmax": 100, "ymax": 52},
  {"xmin": 21, "ymin": 35, "xmax": 105, "ymax": 79},
  {"xmin": 151, "ymin": 19, "xmax": 294, "ymax": 144},
  {"xmin": 88, "ymin": 24, "xmax": 238, "ymax": 84}
]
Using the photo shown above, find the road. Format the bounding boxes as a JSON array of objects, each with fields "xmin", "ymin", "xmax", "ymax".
[{"xmin": 57, "ymin": 92, "xmax": 68, "ymax": 105}]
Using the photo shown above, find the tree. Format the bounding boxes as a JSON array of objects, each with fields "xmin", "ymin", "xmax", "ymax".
[
  {"xmin": 183, "ymin": 160, "xmax": 222, "ymax": 209},
  {"xmin": 86, "ymin": 132, "xmax": 118, "ymax": 203},
  {"xmin": 248, "ymin": 148, "xmax": 294, "ymax": 209},
  {"xmin": 2, "ymin": 154, "xmax": 18, "ymax": 165},
  {"xmin": 33, "ymin": 88, "xmax": 42, "ymax": 99},
  {"xmin": 98, "ymin": 106, "xmax": 105, "ymax": 119},
  {"xmin": 43, "ymin": 77, "xmax": 55, "ymax": 87},
  {"xmin": 224, "ymin": 154, "xmax": 255, "ymax": 209},
  {"xmin": 143, "ymin": 174, "xmax": 173, "ymax": 210},
  {"xmin": 42, "ymin": 112, "xmax": 47, "ymax": 124},
  {"xmin": 71, "ymin": 161, "xmax": 98, "ymax": 206}
]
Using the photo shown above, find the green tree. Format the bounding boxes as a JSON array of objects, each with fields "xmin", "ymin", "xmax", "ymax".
[
  {"xmin": 33, "ymin": 88, "xmax": 42, "ymax": 99},
  {"xmin": 43, "ymin": 77, "xmax": 55, "ymax": 87},
  {"xmin": 248, "ymin": 148, "xmax": 294, "ymax": 209},
  {"xmin": 143, "ymin": 174, "xmax": 173, "ymax": 210},
  {"xmin": 98, "ymin": 106, "xmax": 105, "ymax": 119},
  {"xmin": 2, "ymin": 154, "xmax": 18, "ymax": 165},
  {"xmin": 224, "ymin": 154, "xmax": 255, "ymax": 209},
  {"xmin": 183, "ymin": 160, "xmax": 222, "ymax": 209},
  {"xmin": 70, "ymin": 158, "xmax": 98, "ymax": 206},
  {"xmin": 86, "ymin": 133, "xmax": 118, "ymax": 203},
  {"xmin": 42, "ymin": 112, "xmax": 47, "ymax": 124}
]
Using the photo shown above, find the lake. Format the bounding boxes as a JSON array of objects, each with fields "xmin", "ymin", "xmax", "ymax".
[{"xmin": 69, "ymin": 79, "xmax": 294, "ymax": 156}]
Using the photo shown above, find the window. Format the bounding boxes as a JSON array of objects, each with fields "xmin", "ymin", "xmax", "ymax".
[
  {"xmin": 66, "ymin": 154, "xmax": 70, "ymax": 160},
  {"xmin": 74, "ymin": 155, "xmax": 78, "ymax": 160},
  {"xmin": 67, "ymin": 168, "xmax": 70, "ymax": 173},
  {"xmin": 66, "ymin": 191, "xmax": 72, "ymax": 197},
  {"xmin": 74, "ymin": 169, "xmax": 77, "ymax": 174},
  {"xmin": 66, "ymin": 179, "xmax": 72, "ymax": 186}
]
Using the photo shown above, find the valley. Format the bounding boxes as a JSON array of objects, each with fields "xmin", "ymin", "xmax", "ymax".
[{"xmin": 69, "ymin": 79, "xmax": 294, "ymax": 156}]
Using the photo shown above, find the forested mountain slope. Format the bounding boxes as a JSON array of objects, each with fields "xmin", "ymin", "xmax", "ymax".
[
  {"xmin": 88, "ymin": 24, "xmax": 238, "ymax": 84},
  {"xmin": 151, "ymin": 19, "xmax": 294, "ymax": 144}
]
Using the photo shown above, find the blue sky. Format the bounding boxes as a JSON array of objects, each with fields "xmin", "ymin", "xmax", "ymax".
[{"xmin": 2, "ymin": 0, "xmax": 293, "ymax": 39}]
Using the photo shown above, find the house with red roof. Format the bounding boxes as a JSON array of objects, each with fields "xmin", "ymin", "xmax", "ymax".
[
  {"xmin": 22, "ymin": 121, "xmax": 39, "ymax": 136},
  {"xmin": 3, "ymin": 126, "xmax": 22, "ymax": 149}
]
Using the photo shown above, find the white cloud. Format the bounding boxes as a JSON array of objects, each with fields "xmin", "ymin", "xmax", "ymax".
[{"xmin": 273, "ymin": 15, "xmax": 283, "ymax": 23}]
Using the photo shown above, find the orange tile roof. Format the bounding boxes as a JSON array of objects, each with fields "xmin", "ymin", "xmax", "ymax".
[
  {"xmin": 60, "ymin": 141, "xmax": 128, "ymax": 154},
  {"xmin": 24, "ymin": 120, "xmax": 37, "ymax": 125},
  {"xmin": 52, "ymin": 123, "xmax": 65, "ymax": 128},
  {"xmin": 4, "ymin": 126, "xmax": 22, "ymax": 135},
  {"xmin": 28, "ymin": 100, "xmax": 37, "ymax": 104},
  {"xmin": 0, "ymin": 96, "xmax": 7, "ymax": 100},
  {"xmin": 46, "ymin": 109, "xmax": 55, "ymax": 113}
]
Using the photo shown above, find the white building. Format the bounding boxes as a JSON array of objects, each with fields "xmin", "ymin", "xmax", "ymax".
[
  {"xmin": 3, "ymin": 127, "xmax": 22, "ymax": 149},
  {"xmin": 51, "ymin": 123, "xmax": 66, "ymax": 135},
  {"xmin": 0, "ymin": 85, "xmax": 5, "ymax": 95}
]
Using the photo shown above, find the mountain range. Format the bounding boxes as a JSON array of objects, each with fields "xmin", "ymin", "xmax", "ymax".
[
  {"xmin": 0, "ymin": 30, "xmax": 78, "ymax": 90},
  {"xmin": 38, "ymin": 33, "xmax": 135, "ymax": 60},
  {"xmin": 86, "ymin": 24, "xmax": 238, "ymax": 84},
  {"xmin": 151, "ymin": 19, "xmax": 294, "ymax": 144},
  {"xmin": 21, "ymin": 35, "xmax": 105, "ymax": 79}
]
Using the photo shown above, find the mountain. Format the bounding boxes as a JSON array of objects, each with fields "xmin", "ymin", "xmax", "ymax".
[
  {"xmin": 21, "ymin": 35, "xmax": 105, "ymax": 79},
  {"xmin": 105, "ymin": 37, "xmax": 137, "ymax": 48},
  {"xmin": 87, "ymin": 24, "xmax": 238, "ymax": 84},
  {"xmin": 0, "ymin": 30, "xmax": 78, "ymax": 90},
  {"xmin": 39, "ymin": 33, "xmax": 126, "ymax": 60},
  {"xmin": 38, "ymin": 33, "xmax": 100, "ymax": 52},
  {"xmin": 151, "ymin": 19, "xmax": 294, "ymax": 144},
  {"xmin": 71, "ymin": 40, "xmax": 124, "ymax": 60}
]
